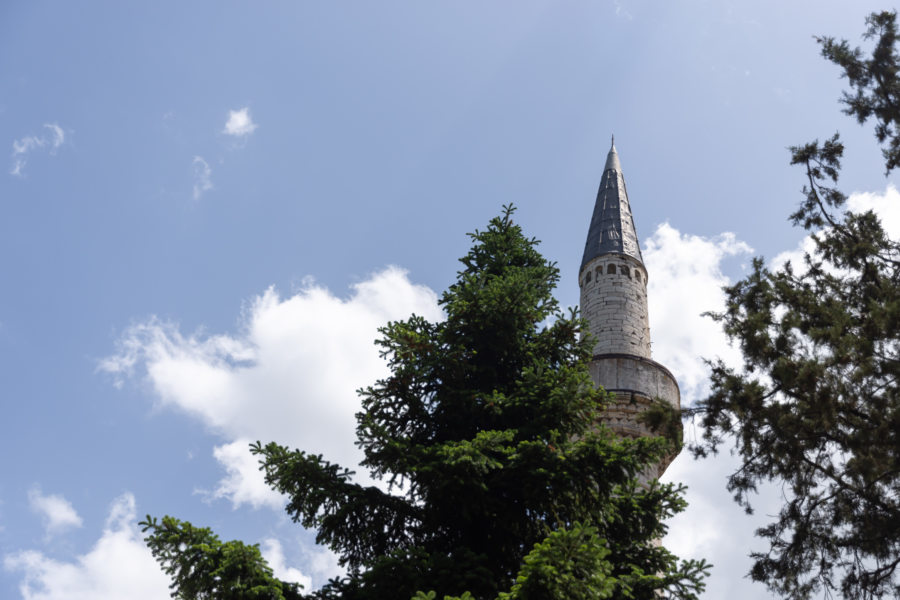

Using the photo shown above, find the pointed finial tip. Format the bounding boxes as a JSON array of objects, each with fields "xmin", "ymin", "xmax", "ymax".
[{"xmin": 604, "ymin": 135, "xmax": 622, "ymax": 172}]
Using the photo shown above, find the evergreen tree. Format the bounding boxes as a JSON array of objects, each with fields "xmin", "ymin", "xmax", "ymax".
[
  {"xmin": 690, "ymin": 11, "xmax": 900, "ymax": 600},
  {"xmin": 141, "ymin": 516, "xmax": 304, "ymax": 600},
  {"xmin": 143, "ymin": 206, "xmax": 708, "ymax": 599}
]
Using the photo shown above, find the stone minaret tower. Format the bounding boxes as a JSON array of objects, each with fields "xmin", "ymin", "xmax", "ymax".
[{"xmin": 579, "ymin": 138, "xmax": 681, "ymax": 479}]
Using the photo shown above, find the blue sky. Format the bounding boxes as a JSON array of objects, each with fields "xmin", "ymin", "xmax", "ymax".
[{"xmin": 2, "ymin": 1, "xmax": 898, "ymax": 598}]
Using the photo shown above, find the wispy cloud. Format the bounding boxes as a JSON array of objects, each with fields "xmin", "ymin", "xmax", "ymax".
[
  {"xmin": 192, "ymin": 156, "xmax": 213, "ymax": 200},
  {"xmin": 27, "ymin": 487, "xmax": 83, "ymax": 536},
  {"xmin": 613, "ymin": 0, "xmax": 634, "ymax": 20},
  {"xmin": 223, "ymin": 107, "xmax": 257, "ymax": 138},
  {"xmin": 10, "ymin": 123, "xmax": 66, "ymax": 176}
]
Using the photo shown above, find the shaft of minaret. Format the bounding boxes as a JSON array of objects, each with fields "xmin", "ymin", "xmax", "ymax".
[{"xmin": 580, "ymin": 140, "xmax": 682, "ymax": 479}]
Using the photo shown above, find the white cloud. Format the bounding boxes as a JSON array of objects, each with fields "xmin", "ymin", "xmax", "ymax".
[
  {"xmin": 848, "ymin": 184, "xmax": 900, "ymax": 238},
  {"xmin": 10, "ymin": 123, "xmax": 66, "ymax": 176},
  {"xmin": 192, "ymin": 156, "xmax": 212, "ymax": 200},
  {"xmin": 773, "ymin": 184, "xmax": 900, "ymax": 273},
  {"xmin": 27, "ymin": 487, "xmax": 82, "ymax": 536},
  {"xmin": 100, "ymin": 267, "xmax": 442, "ymax": 507},
  {"xmin": 259, "ymin": 537, "xmax": 343, "ymax": 592},
  {"xmin": 207, "ymin": 438, "xmax": 285, "ymax": 509},
  {"xmin": 772, "ymin": 230, "xmax": 818, "ymax": 274},
  {"xmin": 304, "ymin": 545, "xmax": 343, "ymax": 586},
  {"xmin": 261, "ymin": 538, "xmax": 312, "ymax": 591},
  {"xmin": 662, "ymin": 446, "xmax": 781, "ymax": 600},
  {"xmin": 223, "ymin": 107, "xmax": 257, "ymax": 137},
  {"xmin": 4, "ymin": 493, "xmax": 170, "ymax": 600},
  {"xmin": 643, "ymin": 223, "xmax": 753, "ymax": 403}
]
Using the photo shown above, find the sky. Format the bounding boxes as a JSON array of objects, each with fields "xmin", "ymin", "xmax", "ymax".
[{"xmin": 1, "ymin": 1, "xmax": 899, "ymax": 598}]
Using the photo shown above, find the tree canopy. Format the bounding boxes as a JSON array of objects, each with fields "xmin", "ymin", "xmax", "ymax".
[
  {"xmin": 691, "ymin": 10, "xmax": 900, "ymax": 600},
  {"xmin": 142, "ymin": 206, "xmax": 708, "ymax": 599}
]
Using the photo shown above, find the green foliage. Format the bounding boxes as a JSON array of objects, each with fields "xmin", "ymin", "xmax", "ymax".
[
  {"xmin": 145, "ymin": 206, "xmax": 708, "ymax": 599},
  {"xmin": 818, "ymin": 11, "xmax": 900, "ymax": 174},
  {"xmin": 691, "ymin": 11, "xmax": 900, "ymax": 600},
  {"xmin": 636, "ymin": 398, "xmax": 684, "ymax": 451},
  {"xmin": 140, "ymin": 516, "xmax": 304, "ymax": 600},
  {"xmin": 412, "ymin": 591, "xmax": 476, "ymax": 600},
  {"xmin": 498, "ymin": 524, "xmax": 615, "ymax": 600},
  {"xmin": 417, "ymin": 524, "xmax": 618, "ymax": 600}
]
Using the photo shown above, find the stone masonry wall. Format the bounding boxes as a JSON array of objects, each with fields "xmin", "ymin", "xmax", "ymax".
[
  {"xmin": 579, "ymin": 254, "xmax": 650, "ymax": 358},
  {"xmin": 591, "ymin": 355, "xmax": 682, "ymax": 478}
]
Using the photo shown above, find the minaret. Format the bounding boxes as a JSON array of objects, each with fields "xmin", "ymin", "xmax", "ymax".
[{"xmin": 579, "ymin": 138, "xmax": 681, "ymax": 478}]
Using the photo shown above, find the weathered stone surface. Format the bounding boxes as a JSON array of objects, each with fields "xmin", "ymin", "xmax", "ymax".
[
  {"xmin": 589, "ymin": 355, "xmax": 679, "ymax": 409},
  {"xmin": 579, "ymin": 254, "xmax": 650, "ymax": 358}
]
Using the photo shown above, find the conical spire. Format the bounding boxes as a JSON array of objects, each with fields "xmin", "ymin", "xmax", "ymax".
[{"xmin": 580, "ymin": 138, "xmax": 643, "ymax": 270}]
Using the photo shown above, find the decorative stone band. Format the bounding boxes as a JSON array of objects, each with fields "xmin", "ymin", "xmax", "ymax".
[
  {"xmin": 590, "ymin": 353, "xmax": 680, "ymax": 402},
  {"xmin": 589, "ymin": 353, "xmax": 681, "ymax": 478}
]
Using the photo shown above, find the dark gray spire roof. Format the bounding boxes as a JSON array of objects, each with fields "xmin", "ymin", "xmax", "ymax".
[{"xmin": 580, "ymin": 138, "xmax": 643, "ymax": 270}]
